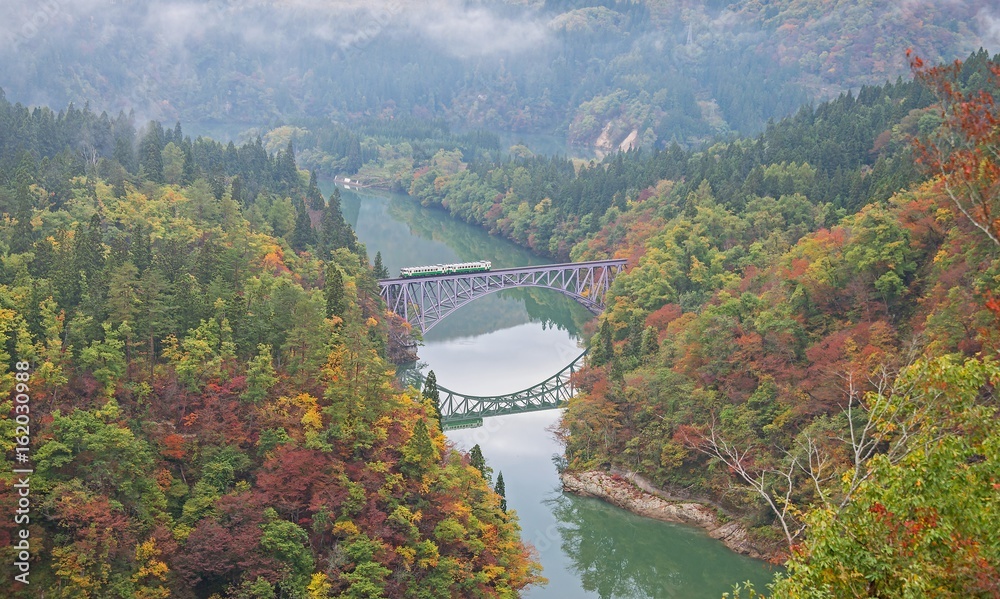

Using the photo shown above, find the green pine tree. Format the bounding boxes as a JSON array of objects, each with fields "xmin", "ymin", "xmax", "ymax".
[
  {"xmin": 243, "ymin": 344, "xmax": 278, "ymax": 404},
  {"xmin": 623, "ymin": 316, "xmax": 644, "ymax": 361},
  {"xmin": 279, "ymin": 140, "xmax": 298, "ymax": 189},
  {"xmin": 324, "ymin": 264, "xmax": 346, "ymax": 319},
  {"xmin": 10, "ymin": 173, "xmax": 35, "ymax": 254},
  {"xmin": 307, "ymin": 170, "xmax": 325, "ymax": 210},
  {"xmin": 469, "ymin": 443, "xmax": 492, "ymax": 484},
  {"xmin": 423, "ymin": 370, "xmax": 442, "ymax": 429},
  {"xmin": 181, "ymin": 143, "xmax": 196, "ymax": 184},
  {"xmin": 75, "ymin": 214, "xmax": 106, "ymax": 283},
  {"xmin": 321, "ymin": 188, "xmax": 357, "ymax": 253},
  {"xmin": 641, "ymin": 325, "xmax": 659, "ymax": 357},
  {"xmin": 130, "ymin": 223, "xmax": 152, "ymax": 274},
  {"xmin": 494, "ymin": 471, "xmax": 506, "ymax": 513},
  {"xmin": 590, "ymin": 318, "xmax": 614, "ymax": 367},
  {"xmin": 373, "ymin": 251, "xmax": 389, "ymax": 279},
  {"xmin": 291, "ymin": 199, "xmax": 315, "ymax": 251},
  {"xmin": 401, "ymin": 418, "xmax": 439, "ymax": 478},
  {"xmin": 139, "ymin": 121, "xmax": 164, "ymax": 183}
]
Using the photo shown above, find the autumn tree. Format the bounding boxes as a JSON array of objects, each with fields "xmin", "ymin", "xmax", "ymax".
[
  {"xmin": 495, "ymin": 471, "xmax": 507, "ymax": 513},
  {"xmin": 34, "ymin": 296, "xmax": 69, "ymax": 398},
  {"xmin": 34, "ymin": 399, "xmax": 163, "ymax": 512},
  {"xmin": 771, "ymin": 356, "xmax": 1000, "ymax": 597},
  {"xmin": 423, "ymin": 370, "xmax": 442, "ymax": 428},
  {"xmin": 132, "ymin": 538, "xmax": 171, "ymax": 599},
  {"xmin": 161, "ymin": 311, "xmax": 235, "ymax": 392},
  {"xmin": 912, "ymin": 51, "xmax": 1000, "ymax": 247},
  {"xmin": 0, "ymin": 104, "xmax": 545, "ymax": 599}
]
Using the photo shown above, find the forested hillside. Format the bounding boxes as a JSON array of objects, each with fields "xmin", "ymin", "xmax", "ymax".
[
  {"xmin": 2, "ymin": 0, "xmax": 1000, "ymax": 593},
  {"xmin": 405, "ymin": 65, "xmax": 937, "ymax": 259},
  {"xmin": 1, "ymin": 0, "xmax": 994, "ymax": 149},
  {"xmin": 565, "ymin": 54, "xmax": 1000, "ymax": 595},
  {"xmin": 269, "ymin": 57, "xmax": 940, "ymax": 260},
  {"xmin": 0, "ymin": 93, "xmax": 540, "ymax": 598},
  {"xmin": 346, "ymin": 51, "xmax": 1000, "ymax": 595}
]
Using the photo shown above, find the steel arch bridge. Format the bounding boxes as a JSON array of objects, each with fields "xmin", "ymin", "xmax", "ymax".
[
  {"xmin": 404, "ymin": 351, "xmax": 587, "ymax": 426},
  {"xmin": 378, "ymin": 259, "xmax": 627, "ymax": 334}
]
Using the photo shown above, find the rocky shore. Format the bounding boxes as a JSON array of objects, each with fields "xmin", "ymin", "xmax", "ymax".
[{"xmin": 560, "ymin": 470, "xmax": 773, "ymax": 560}]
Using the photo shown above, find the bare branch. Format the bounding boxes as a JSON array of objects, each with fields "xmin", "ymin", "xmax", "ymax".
[
  {"xmin": 688, "ymin": 419, "xmax": 803, "ymax": 551},
  {"xmin": 688, "ymin": 352, "xmax": 936, "ymax": 552},
  {"xmin": 940, "ymin": 174, "xmax": 1000, "ymax": 247}
]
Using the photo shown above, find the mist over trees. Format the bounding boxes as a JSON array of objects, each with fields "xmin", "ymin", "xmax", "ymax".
[
  {"xmin": 2, "ymin": 0, "xmax": 996, "ymax": 148},
  {"xmin": 2, "ymin": 1, "xmax": 1000, "ymax": 597}
]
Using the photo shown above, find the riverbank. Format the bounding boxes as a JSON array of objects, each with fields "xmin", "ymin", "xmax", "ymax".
[
  {"xmin": 560, "ymin": 470, "xmax": 780, "ymax": 561},
  {"xmin": 329, "ymin": 184, "xmax": 779, "ymax": 595}
]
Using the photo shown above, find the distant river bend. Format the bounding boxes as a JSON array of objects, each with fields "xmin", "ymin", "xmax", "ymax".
[{"xmin": 328, "ymin": 182, "xmax": 777, "ymax": 599}]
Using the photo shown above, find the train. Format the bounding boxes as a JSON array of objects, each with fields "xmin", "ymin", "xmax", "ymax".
[{"xmin": 399, "ymin": 260, "xmax": 492, "ymax": 278}]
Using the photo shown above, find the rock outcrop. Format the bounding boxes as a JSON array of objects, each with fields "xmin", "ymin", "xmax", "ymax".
[{"xmin": 560, "ymin": 470, "xmax": 771, "ymax": 560}]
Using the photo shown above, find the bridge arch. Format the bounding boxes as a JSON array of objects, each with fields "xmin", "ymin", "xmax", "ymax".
[
  {"xmin": 403, "ymin": 351, "xmax": 587, "ymax": 426},
  {"xmin": 378, "ymin": 259, "xmax": 627, "ymax": 334}
]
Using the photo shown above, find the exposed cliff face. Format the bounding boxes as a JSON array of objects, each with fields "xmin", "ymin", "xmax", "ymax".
[
  {"xmin": 560, "ymin": 470, "xmax": 774, "ymax": 561},
  {"xmin": 592, "ymin": 121, "xmax": 639, "ymax": 159}
]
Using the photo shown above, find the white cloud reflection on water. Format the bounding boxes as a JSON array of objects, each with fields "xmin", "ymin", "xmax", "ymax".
[
  {"xmin": 422, "ymin": 308, "xmax": 590, "ymax": 595},
  {"xmin": 420, "ymin": 321, "xmax": 583, "ymax": 396},
  {"xmin": 445, "ymin": 410, "xmax": 594, "ymax": 598}
]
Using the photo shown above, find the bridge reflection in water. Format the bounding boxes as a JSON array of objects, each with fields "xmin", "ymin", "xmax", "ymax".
[
  {"xmin": 402, "ymin": 351, "xmax": 587, "ymax": 430},
  {"xmin": 384, "ymin": 260, "xmax": 624, "ymax": 428}
]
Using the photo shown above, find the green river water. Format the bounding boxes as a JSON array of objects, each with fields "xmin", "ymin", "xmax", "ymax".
[{"xmin": 329, "ymin": 183, "xmax": 777, "ymax": 599}]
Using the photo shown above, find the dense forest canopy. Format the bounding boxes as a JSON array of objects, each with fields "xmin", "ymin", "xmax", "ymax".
[
  {"xmin": 560, "ymin": 54, "xmax": 1000, "ymax": 596},
  {"xmin": 1, "ymin": 0, "xmax": 996, "ymax": 149},
  {"xmin": 287, "ymin": 49, "xmax": 1000, "ymax": 595},
  {"xmin": 2, "ymin": 1, "xmax": 1000, "ymax": 597},
  {"xmin": 0, "ymin": 90, "xmax": 541, "ymax": 597}
]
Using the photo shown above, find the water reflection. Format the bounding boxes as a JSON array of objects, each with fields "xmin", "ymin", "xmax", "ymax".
[
  {"xmin": 419, "ymin": 320, "xmax": 583, "ymax": 395},
  {"xmin": 328, "ymin": 181, "xmax": 777, "ymax": 598},
  {"xmin": 330, "ymin": 183, "xmax": 593, "ymax": 339},
  {"xmin": 447, "ymin": 411, "xmax": 777, "ymax": 599},
  {"xmin": 549, "ymin": 493, "xmax": 777, "ymax": 599}
]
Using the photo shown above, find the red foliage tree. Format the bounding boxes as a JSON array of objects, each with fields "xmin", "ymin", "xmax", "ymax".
[
  {"xmin": 160, "ymin": 433, "xmax": 187, "ymax": 461},
  {"xmin": 911, "ymin": 50, "xmax": 1000, "ymax": 247},
  {"xmin": 174, "ymin": 494, "xmax": 283, "ymax": 590},
  {"xmin": 255, "ymin": 447, "xmax": 346, "ymax": 524}
]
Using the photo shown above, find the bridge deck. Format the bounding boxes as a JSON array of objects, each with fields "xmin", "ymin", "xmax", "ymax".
[
  {"xmin": 378, "ymin": 259, "xmax": 627, "ymax": 334},
  {"xmin": 377, "ymin": 259, "xmax": 627, "ymax": 284}
]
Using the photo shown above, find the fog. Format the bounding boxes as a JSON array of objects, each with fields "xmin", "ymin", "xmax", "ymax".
[
  {"xmin": 0, "ymin": 0, "xmax": 994, "ymax": 142},
  {"xmin": 3, "ymin": 0, "xmax": 552, "ymax": 58}
]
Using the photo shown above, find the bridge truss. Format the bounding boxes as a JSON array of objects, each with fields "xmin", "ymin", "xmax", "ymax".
[
  {"xmin": 403, "ymin": 351, "xmax": 587, "ymax": 426},
  {"xmin": 378, "ymin": 259, "xmax": 627, "ymax": 334}
]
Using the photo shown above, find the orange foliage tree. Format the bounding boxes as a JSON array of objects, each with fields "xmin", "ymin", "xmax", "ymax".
[{"xmin": 911, "ymin": 50, "xmax": 1000, "ymax": 247}]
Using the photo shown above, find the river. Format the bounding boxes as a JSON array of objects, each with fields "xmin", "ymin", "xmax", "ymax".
[{"xmin": 328, "ymin": 183, "xmax": 777, "ymax": 598}]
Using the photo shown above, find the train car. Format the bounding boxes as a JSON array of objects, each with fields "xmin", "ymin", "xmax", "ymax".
[{"xmin": 400, "ymin": 260, "xmax": 492, "ymax": 278}]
